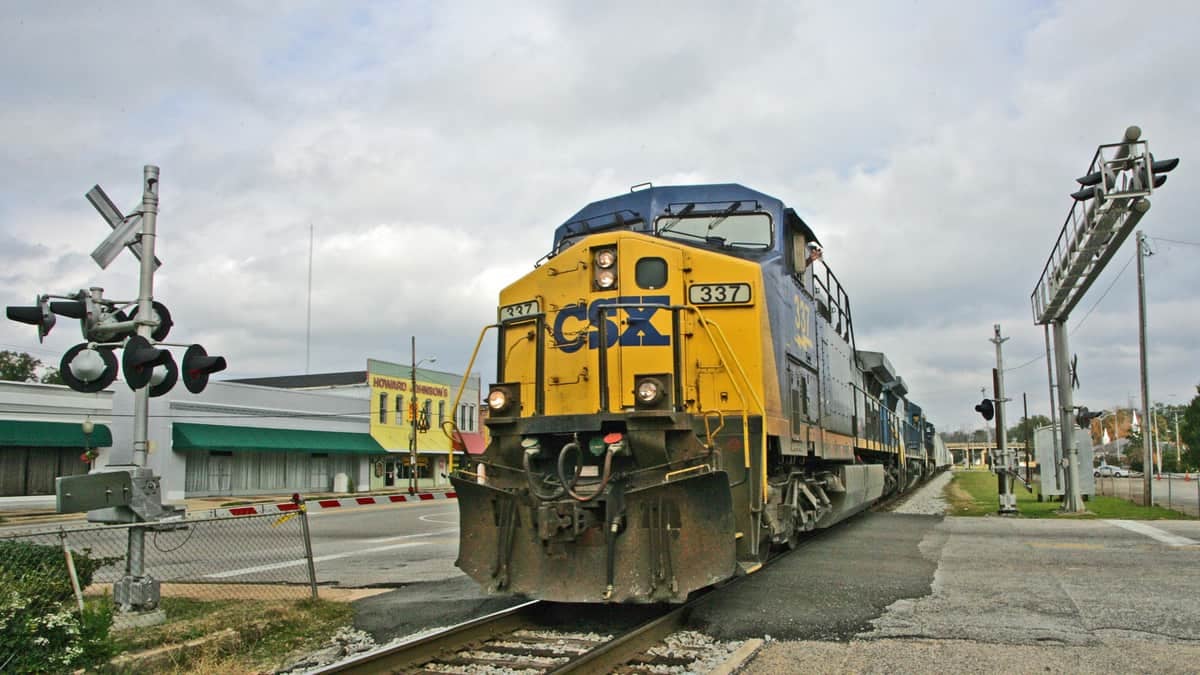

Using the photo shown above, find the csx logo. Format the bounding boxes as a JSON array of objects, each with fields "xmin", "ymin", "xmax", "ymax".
[{"xmin": 552, "ymin": 295, "xmax": 670, "ymax": 353}]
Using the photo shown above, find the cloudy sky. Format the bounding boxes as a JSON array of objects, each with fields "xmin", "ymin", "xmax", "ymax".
[{"xmin": 2, "ymin": 1, "xmax": 1197, "ymax": 432}]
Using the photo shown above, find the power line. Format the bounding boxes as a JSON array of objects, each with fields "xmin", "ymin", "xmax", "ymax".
[
  {"xmin": 1070, "ymin": 252, "xmax": 1135, "ymax": 335},
  {"xmin": 1149, "ymin": 236, "xmax": 1200, "ymax": 247},
  {"xmin": 1004, "ymin": 353, "xmax": 1044, "ymax": 373},
  {"xmin": 1004, "ymin": 251, "xmax": 1136, "ymax": 372}
]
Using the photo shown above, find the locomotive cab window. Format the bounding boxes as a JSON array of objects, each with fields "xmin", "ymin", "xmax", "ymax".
[
  {"xmin": 635, "ymin": 257, "xmax": 668, "ymax": 289},
  {"xmin": 656, "ymin": 213, "xmax": 771, "ymax": 252}
]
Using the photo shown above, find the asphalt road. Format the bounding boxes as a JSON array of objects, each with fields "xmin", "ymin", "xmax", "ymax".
[{"xmin": 3, "ymin": 500, "xmax": 465, "ymax": 589}]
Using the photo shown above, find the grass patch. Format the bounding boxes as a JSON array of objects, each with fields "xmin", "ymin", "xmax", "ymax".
[
  {"xmin": 944, "ymin": 470, "xmax": 1189, "ymax": 519},
  {"xmin": 108, "ymin": 595, "xmax": 352, "ymax": 674}
]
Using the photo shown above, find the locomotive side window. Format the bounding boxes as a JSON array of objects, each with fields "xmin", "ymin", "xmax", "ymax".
[{"xmin": 635, "ymin": 257, "xmax": 668, "ymax": 289}]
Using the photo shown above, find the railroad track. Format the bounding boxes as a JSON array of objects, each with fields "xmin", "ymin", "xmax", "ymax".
[
  {"xmin": 313, "ymin": 598, "xmax": 702, "ymax": 674},
  {"xmin": 313, "ymin": 501, "xmax": 890, "ymax": 674}
]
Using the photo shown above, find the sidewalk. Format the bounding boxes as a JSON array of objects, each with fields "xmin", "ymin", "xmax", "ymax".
[{"xmin": 0, "ymin": 486, "xmax": 455, "ymax": 529}]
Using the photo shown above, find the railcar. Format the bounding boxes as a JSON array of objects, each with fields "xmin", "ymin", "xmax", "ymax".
[{"xmin": 449, "ymin": 183, "xmax": 942, "ymax": 603}]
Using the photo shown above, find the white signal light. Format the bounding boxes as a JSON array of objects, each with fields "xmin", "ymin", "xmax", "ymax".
[
  {"xmin": 69, "ymin": 349, "xmax": 107, "ymax": 382},
  {"xmin": 594, "ymin": 249, "xmax": 616, "ymax": 268},
  {"xmin": 596, "ymin": 269, "xmax": 617, "ymax": 289}
]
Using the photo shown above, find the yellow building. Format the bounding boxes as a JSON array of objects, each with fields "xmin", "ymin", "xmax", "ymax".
[{"xmin": 366, "ymin": 358, "xmax": 482, "ymax": 491}]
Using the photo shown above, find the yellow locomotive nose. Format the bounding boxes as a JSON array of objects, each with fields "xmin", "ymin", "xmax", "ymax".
[{"xmin": 448, "ymin": 184, "xmax": 943, "ymax": 603}]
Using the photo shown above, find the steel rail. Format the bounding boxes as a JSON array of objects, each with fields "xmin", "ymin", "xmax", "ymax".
[{"xmin": 312, "ymin": 599, "xmax": 542, "ymax": 675}]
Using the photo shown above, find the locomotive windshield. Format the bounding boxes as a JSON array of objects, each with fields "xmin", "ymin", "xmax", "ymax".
[{"xmin": 655, "ymin": 212, "xmax": 772, "ymax": 251}]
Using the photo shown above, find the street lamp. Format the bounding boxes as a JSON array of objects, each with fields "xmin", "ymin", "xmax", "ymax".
[{"xmin": 409, "ymin": 335, "xmax": 436, "ymax": 495}]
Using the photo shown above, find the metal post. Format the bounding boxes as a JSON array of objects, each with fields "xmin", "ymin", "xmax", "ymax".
[
  {"xmin": 1023, "ymin": 392, "xmax": 1032, "ymax": 486},
  {"xmin": 132, "ymin": 166, "xmax": 158, "ymax": 470},
  {"xmin": 1136, "ymin": 231, "xmax": 1154, "ymax": 505},
  {"xmin": 117, "ymin": 166, "xmax": 160, "ymax": 612},
  {"xmin": 410, "ymin": 335, "xmax": 418, "ymax": 495},
  {"xmin": 1043, "ymin": 325, "xmax": 1062, "ymax": 493},
  {"xmin": 297, "ymin": 497, "xmax": 319, "ymax": 600},
  {"xmin": 1053, "ymin": 320, "xmax": 1085, "ymax": 512},
  {"xmin": 992, "ymin": 325, "xmax": 1015, "ymax": 514}
]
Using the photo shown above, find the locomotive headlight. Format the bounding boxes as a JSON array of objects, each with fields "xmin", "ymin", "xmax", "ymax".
[
  {"xmin": 595, "ymin": 269, "xmax": 617, "ymax": 289},
  {"xmin": 487, "ymin": 388, "xmax": 509, "ymax": 412},
  {"xmin": 593, "ymin": 247, "xmax": 618, "ymax": 290},
  {"xmin": 635, "ymin": 378, "xmax": 664, "ymax": 405}
]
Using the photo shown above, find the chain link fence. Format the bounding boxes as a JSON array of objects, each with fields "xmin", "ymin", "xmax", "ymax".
[
  {"xmin": 0, "ymin": 510, "xmax": 317, "ymax": 605},
  {"xmin": 1094, "ymin": 475, "xmax": 1200, "ymax": 517}
]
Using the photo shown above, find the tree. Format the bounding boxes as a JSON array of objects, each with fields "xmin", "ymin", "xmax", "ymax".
[
  {"xmin": 1180, "ymin": 385, "xmax": 1200, "ymax": 470},
  {"xmin": 1008, "ymin": 414, "xmax": 1051, "ymax": 444},
  {"xmin": 0, "ymin": 350, "xmax": 41, "ymax": 382},
  {"xmin": 0, "ymin": 350, "xmax": 62, "ymax": 385},
  {"xmin": 1123, "ymin": 428, "xmax": 1145, "ymax": 472}
]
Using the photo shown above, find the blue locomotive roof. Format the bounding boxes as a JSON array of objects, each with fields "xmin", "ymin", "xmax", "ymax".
[{"xmin": 552, "ymin": 183, "xmax": 788, "ymax": 252}]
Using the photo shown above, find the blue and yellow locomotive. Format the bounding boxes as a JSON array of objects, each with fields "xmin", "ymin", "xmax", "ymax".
[{"xmin": 449, "ymin": 183, "xmax": 944, "ymax": 603}]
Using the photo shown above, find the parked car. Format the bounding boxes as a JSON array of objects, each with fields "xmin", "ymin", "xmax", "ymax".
[{"xmin": 1094, "ymin": 465, "xmax": 1129, "ymax": 478}]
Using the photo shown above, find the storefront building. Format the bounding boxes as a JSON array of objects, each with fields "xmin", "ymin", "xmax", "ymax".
[
  {"xmin": 0, "ymin": 381, "xmax": 113, "ymax": 497},
  {"xmin": 2, "ymin": 359, "xmax": 486, "ymax": 502},
  {"xmin": 366, "ymin": 358, "xmax": 485, "ymax": 491}
]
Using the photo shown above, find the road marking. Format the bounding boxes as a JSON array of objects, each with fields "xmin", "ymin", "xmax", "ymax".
[
  {"xmin": 419, "ymin": 510, "xmax": 459, "ymax": 525},
  {"xmin": 205, "ymin": 541, "xmax": 429, "ymax": 579},
  {"xmin": 1104, "ymin": 520, "xmax": 1198, "ymax": 547},
  {"xmin": 362, "ymin": 527, "xmax": 458, "ymax": 544}
]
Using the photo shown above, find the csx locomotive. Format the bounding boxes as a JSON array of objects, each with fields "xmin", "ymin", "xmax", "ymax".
[{"xmin": 449, "ymin": 183, "xmax": 949, "ymax": 604}]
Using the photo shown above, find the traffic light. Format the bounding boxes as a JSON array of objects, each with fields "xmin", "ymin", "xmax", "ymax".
[
  {"xmin": 122, "ymin": 335, "xmax": 170, "ymax": 390},
  {"xmin": 6, "ymin": 295, "xmax": 56, "ymax": 342},
  {"xmin": 1150, "ymin": 153, "xmax": 1179, "ymax": 188},
  {"xmin": 1076, "ymin": 406, "xmax": 1105, "ymax": 430},
  {"xmin": 59, "ymin": 344, "xmax": 119, "ymax": 392},
  {"xmin": 181, "ymin": 344, "xmax": 227, "ymax": 394},
  {"xmin": 974, "ymin": 398, "xmax": 994, "ymax": 421}
]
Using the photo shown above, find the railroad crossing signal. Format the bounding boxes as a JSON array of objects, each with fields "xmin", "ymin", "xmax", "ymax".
[
  {"xmin": 974, "ymin": 398, "xmax": 995, "ymax": 421},
  {"xmin": 5, "ymin": 295, "xmax": 55, "ymax": 342},
  {"xmin": 181, "ymin": 344, "xmax": 227, "ymax": 394},
  {"xmin": 4, "ymin": 173, "xmax": 226, "ymax": 397},
  {"xmin": 86, "ymin": 185, "xmax": 161, "ymax": 270}
]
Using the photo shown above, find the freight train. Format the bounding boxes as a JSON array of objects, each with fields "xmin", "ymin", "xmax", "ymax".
[{"xmin": 448, "ymin": 183, "xmax": 950, "ymax": 604}]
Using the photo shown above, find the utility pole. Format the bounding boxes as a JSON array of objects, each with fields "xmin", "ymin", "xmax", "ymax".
[
  {"xmin": 1023, "ymin": 392, "xmax": 1032, "ymax": 486},
  {"xmin": 1136, "ymin": 231, "xmax": 1153, "ymax": 503},
  {"xmin": 410, "ymin": 335, "xmax": 418, "ymax": 495},
  {"xmin": 992, "ymin": 324, "xmax": 1016, "ymax": 514},
  {"xmin": 1175, "ymin": 409, "xmax": 1182, "ymax": 464}
]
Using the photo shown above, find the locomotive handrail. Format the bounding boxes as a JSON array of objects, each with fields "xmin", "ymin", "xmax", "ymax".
[
  {"xmin": 446, "ymin": 323, "xmax": 499, "ymax": 477},
  {"xmin": 683, "ymin": 306, "xmax": 768, "ymax": 502}
]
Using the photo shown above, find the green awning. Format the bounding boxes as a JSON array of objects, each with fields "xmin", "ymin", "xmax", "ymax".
[
  {"xmin": 173, "ymin": 422, "xmax": 388, "ymax": 455},
  {"xmin": 0, "ymin": 420, "xmax": 113, "ymax": 447}
]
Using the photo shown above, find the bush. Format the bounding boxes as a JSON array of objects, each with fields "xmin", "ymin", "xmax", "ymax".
[{"xmin": 0, "ymin": 539, "xmax": 121, "ymax": 672}]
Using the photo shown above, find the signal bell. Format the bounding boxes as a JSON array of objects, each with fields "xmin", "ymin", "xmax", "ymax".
[
  {"xmin": 60, "ymin": 344, "xmax": 119, "ymax": 393},
  {"xmin": 181, "ymin": 344, "xmax": 227, "ymax": 394},
  {"xmin": 123, "ymin": 335, "xmax": 169, "ymax": 390}
]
